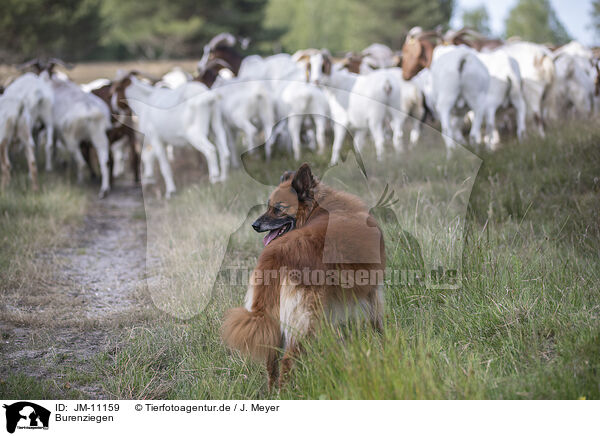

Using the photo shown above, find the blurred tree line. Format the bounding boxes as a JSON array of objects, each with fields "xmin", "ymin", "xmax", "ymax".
[
  {"xmin": 0, "ymin": 0, "xmax": 455, "ymax": 62},
  {"xmin": 265, "ymin": 0, "xmax": 454, "ymax": 52},
  {"xmin": 0, "ymin": 0, "xmax": 280, "ymax": 62},
  {"xmin": 0, "ymin": 0, "xmax": 586, "ymax": 63},
  {"xmin": 459, "ymin": 0, "xmax": 572, "ymax": 46}
]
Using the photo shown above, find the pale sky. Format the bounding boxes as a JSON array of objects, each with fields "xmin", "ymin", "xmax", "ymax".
[{"xmin": 451, "ymin": 0, "xmax": 596, "ymax": 45}]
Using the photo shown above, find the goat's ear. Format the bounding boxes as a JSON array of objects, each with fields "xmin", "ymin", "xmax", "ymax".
[
  {"xmin": 280, "ymin": 170, "xmax": 294, "ymax": 183},
  {"xmin": 291, "ymin": 163, "xmax": 316, "ymax": 200}
]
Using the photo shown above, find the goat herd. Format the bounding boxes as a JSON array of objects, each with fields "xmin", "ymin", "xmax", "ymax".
[{"xmin": 1, "ymin": 28, "xmax": 598, "ymax": 198}]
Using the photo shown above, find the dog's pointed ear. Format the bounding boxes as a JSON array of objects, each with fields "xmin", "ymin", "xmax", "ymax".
[
  {"xmin": 291, "ymin": 163, "xmax": 316, "ymax": 200},
  {"xmin": 280, "ymin": 170, "xmax": 294, "ymax": 183}
]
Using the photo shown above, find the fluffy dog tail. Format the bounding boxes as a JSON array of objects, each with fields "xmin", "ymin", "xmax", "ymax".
[{"xmin": 222, "ymin": 307, "xmax": 280, "ymax": 361}]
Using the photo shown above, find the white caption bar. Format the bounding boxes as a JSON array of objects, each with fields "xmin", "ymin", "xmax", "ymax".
[{"xmin": 0, "ymin": 400, "xmax": 595, "ymax": 435}]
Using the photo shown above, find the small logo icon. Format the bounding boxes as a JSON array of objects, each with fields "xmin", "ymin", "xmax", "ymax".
[{"xmin": 3, "ymin": 402, "xmax": 50, "ymax": 434}]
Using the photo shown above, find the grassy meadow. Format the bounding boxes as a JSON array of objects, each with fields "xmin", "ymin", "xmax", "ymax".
[
  {"xmin": 104, "ymin": 120, "xmax": 600, "ymax": 400},
  {"xmin": 1, "ymin": 117, "xmax": 599, "ymax": 400},
  {"xmin": 0, "ymin": 170, "xmax": 87, "ymax": 296}
]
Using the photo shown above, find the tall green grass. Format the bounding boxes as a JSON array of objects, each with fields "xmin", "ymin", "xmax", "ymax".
[{"xmin": 101, "ymin": 121, "xmax": 599, "ymax": 399}]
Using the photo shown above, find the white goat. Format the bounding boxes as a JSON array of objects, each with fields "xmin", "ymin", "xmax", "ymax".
[
  {"xmin": 476, "ymin": 49, "xmax": 527, "ymax": 148},
  {"xmin": 156, "ymin": 67, "xmax": 192, "ymax": 89},
  {"xmin": 501, "ymin": 42, "xmax": 554, "ymax": 137},
  {"xmin": 125, "ymin": 76, "xmax": 228, "ymax": 198},
  {"xmin": 309, "ymin": 51, "xmax": 407, "ymax": 165},
  {"xmin": 361, "ymin": 43, "xmax": 397, "ymax": 69},
  {"xmin": 208, "ymin": 53, "xmax": 330, "ymax": 162},
  {"xmin": 545, "ymin": 52, "xmax": 595, "ymax": 120},
  {"xmin": 0, "ymin": 95, "xmax": 38, "ymax": 190},
  {"xmin": 3, "ymin": 72, "xmax": 54, "ymax": 171},
  {"xmin": 211, "ymin": 79, "xmax": 275, "ymax": 162},
  {"xmin": 238, "ymin": 54, "xmax": 300, "ymax": 82},
  {"xmin": 263, "ymin": 58, "xmax": 330, "ymax": 161},
  {"xmin": 275, "ymin": 78, "xmax": 330, "ymax": 160},
  {"xmin": 51, "ymin": 76, "xmax": 111, "ymax": 197},
  {"xmin": 402, "ymin": 37, "xmax": 490, "ymax": 157},
  {"xmin": 387, "ymin": 68, "xmax": 425, "ymax": 147}
]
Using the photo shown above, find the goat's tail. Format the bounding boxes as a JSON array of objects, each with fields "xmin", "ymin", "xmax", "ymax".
[
  {"xmin": 222, "ymin": 307, "xmax": 280, "ymax": 361},
  {"xmin": 383, "ymin": 78, "xmax": 393, "ymax": 96}
]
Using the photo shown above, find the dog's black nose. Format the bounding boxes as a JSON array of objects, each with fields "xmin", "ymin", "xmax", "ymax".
[{"xmin": 251, "ymin": 220, "xmax": 261, "ymax": 232}]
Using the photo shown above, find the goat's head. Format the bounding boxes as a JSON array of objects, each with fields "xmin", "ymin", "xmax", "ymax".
[
  {"xmin": 198, "ymin": 33, "xmax": 242, "ymax": 75},
  {"xmin": 339, "ymin": 53, "xmax": 365, "ymax": 74},
  {"xmin": 307, "ymin": 50, "xmax": 332, "ymax": 85},
  {"xmin": 401, "ymin": 32, "xmax": 437, "ymax": 80},
  {"xmin": 195, "ymin": 59, "xmax": 232, "ymax": 88}
]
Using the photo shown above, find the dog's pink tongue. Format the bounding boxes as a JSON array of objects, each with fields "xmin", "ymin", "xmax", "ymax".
[{"xmin": 263, "ymin": 229, "xmax": 279, "ymax": 246}]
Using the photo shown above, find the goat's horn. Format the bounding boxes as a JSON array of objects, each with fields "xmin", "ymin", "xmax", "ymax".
[
  {"xmin": 15, "ymin": 58, "xmax": 42, "ymax": 71},
  {"xmin": 47, "ymin": 57, "xmax": 74, "ymax": 69}
]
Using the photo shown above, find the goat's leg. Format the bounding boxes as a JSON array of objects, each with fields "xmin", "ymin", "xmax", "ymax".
[
  {"xmin": 187, "ymin": 133, "xmax": 221, "ymax": 184},
  {"xmin": 409, "ymin": 117, "xmax": 422, "ymax": 149},
  {"xmin": 240, "ymin": 120, "xmax": 258, "ymax": 154},
  {"xmin": 437, "ymin": 104, "xmax": 457, "ymax": 159},
  {"xmin": 0, "ymin": 136, "xmax": 11, "ymax": 191},
  {"xmin": 390, "ymin": 112, "xmax": 407, "ymax": 153},
  {"xmin": 484, "ymin": 105, "xmax": 499, "ymax": 151},
  {"xmin": 529, "ymin": 91, "xmax": 545, "ymax": 138},
  {"xmin": 287, "ymin": 115, "xmax": 303, "ymax": 161},
  {"xmin": 111, "ymin": 136, "xmax": 128, "ymax": 179},
  {"xmin": 151, "ymin": 139, "xmax": 177, "ymax": 198},
  {"xmin": 44, "ymin": 126, "xmax": 54, "ymax": 172},
  {"xmin": 314, "ymin": 116, "xmax": 327, "ymax": 156},
  {"xmin": 462, "ymin": 73, "xmax": 488, "ymax": 146},
  {"xmin": 63, "ymin": 133, "xmax": 87, "ymax": 183},
  {"xmin": 408, "ymin": 101, "xmax": 424, "ymax": 148},
  {"xmin": 18, "ymin": 117, "xmax": 39, "ymax": 191},
  {"xmin": 330, "ymin": 122, "xmax": 348, "ymax": 166},
  {"xmin": 368, "ymin": 118, "xmax": 386, "ymax": 162},
  {"xmin": 225, "ymin": 126, "xmax": 240, "ymax": 168},
  {"xmin": 266, "ymin": 349, "xmax": 280, "ymax": 393},
  {"xmin": 140, "ymin": 142, "xmax": 157, "ymax": 185},
  {"xmin": 209, "ymin": 107, "xmax": 230, "ymax": 181},
  {"xmin": 512, "ymin": 93, "xmax": 527, "ymax": 142},
  {"xmin": 127, "ymin": 129, "xmax": 140, "ymax": 183},
  {"xmin": 259, "ymin": 108, "xmax": 274, "ymax": 160},
  {"xmin": 353, "ymin": 129, "xmax": 367, "ymax": 155},
  {"xmin": 90, "ymin": 128, "xmax": 110, "ymax": 198}
]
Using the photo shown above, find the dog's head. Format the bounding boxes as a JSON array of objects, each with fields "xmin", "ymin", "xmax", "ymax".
[{"xmin": 252, "ymin": 163, "xmax": 318, "ymax": 246}]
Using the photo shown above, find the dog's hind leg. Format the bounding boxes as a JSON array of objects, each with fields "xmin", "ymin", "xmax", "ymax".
[
  {"xmin": 279, "ymin": 340, "xmax": 301, "ymax": 390},
  {"xmin": 266, "ymin": 349, "xmax": 280, "ymax": 392},
  {"xmin": 370, "ymin": 284, "xmax": 385, "ymax": 334}
]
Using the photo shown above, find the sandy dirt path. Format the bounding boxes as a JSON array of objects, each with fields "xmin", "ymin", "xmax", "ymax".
[{"xmin": 0, "ymin": 182, "xmax": 151, "ymax": 398}]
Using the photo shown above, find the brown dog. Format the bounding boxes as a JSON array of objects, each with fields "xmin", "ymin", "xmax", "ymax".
[{"xmin": 222, "ymin": 163, "xmax": 386, "ymax": 390}]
